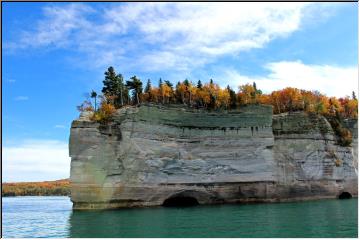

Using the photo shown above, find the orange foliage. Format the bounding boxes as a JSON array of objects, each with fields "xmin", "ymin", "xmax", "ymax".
[{"xmin": 2, "ymin": 179, "xmax": 70, "ymax": 196}]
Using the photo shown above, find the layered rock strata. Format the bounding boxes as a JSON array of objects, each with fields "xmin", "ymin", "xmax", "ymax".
[{"xmin": 69, "ymin": 105, "xmax": 357, "ymax": 209}]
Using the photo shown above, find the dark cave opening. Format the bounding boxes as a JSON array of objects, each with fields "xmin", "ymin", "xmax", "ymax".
[
  {"xmin": 162, "ymin": 196, "xmax": 199, "ymax": 207},
  {"xmin": 338, "ymin": 192, "xmax": 352, "ymax": 199}
]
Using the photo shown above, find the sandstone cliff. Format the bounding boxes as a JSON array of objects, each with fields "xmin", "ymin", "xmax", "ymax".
[{"xmin": 69, "ymin": 104, "xmax": 357, "ymax": 209}]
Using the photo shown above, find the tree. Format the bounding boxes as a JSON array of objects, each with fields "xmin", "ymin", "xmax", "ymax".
[
  {"xmin": 176, "ymin": 82, "xmax": 187, "ymax": 104},
  {"xmin": 102, "ymin": 66, "xmax": 117, "ymax": 96},
  {"xmin": 238, "ymin": 84, "xmax": 256, "ymax": 105},
  {"xmin": 115, "ymin": 74, "xmax": 126, "ymax": 107},
  {"xmin": 145, "ymin": 79, "xmax": 152, "ymax": 93},
  {"xmin": 352, "ymin": 91, "xmax": 357, "ymax": 100},
  {"xmin": 197, "ymin": 80, "xmax": 203, "ymax": 89},
  {"xmin": 126, "ymin": 76, "xmax": 143, "ymax": 105},
  {"xmin": 101, "ymin": 66, "xmax": 127, "ymax": 108},
  {"xmin": 227, "ymin": 85, "xmax": 237, "ymax": 109},
  {"xmin": 90, "ymin": 90, "xmax": 97, "ymax": 111},
  {"xmin": 164, "ymin": 80, "xmax": 173, "ymax": 88}
]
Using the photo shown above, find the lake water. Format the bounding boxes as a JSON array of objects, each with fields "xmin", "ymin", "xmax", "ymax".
[{"xmin": 2, "ymin": 196, "xmax": 358, "ymax": 238}]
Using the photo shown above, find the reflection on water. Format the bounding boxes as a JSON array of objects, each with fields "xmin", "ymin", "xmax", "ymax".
[{"xmin": 2, "ymin": 196, "xmax": 358, "ymax": 238}]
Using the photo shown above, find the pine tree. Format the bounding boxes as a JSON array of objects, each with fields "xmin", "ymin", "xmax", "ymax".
[
  {"xmin": 101, "ymin": 66, "xmax": 127, "ymax": 108},
  {"xmin": 90, "ymin": 90, "xmax": 97, "ymax": 111},
  {"xmin": 197, "ymin": 80, "xmax": 203, "ymax": 89},
  {"xmin": 102, "ymin": 66, "xmax": 117, "ymax": 96},
  {"xmin": 352, "ymin": 91, "xmax": 357, "ymax": 100},
  {"xmin": 164, "ymin": 80, "xmax": 173, "ymax": 88},
  {"xmin": 144, "ymin": 79, "xmax": 152, "ymax": 93},
  {"xmin": 226, "ymin": 85, "xmax": 237, "ymax": 109},
  {"xmin": 126, "ymin": 76, "xmax": 143, "ymax": 105}
]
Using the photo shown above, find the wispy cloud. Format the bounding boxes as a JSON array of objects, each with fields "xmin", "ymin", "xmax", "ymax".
[
  {"xmin": 7, "ymin": 79, "xmax": 16, "ymax": 83},
  {"xmin": 6, "ymin": 2, "xmax": 323, "ymax": 72},
  {"xmin": 54, "ymin": 124, "xmax": 66, "ymax": 129},
  {"xmin": 3, "ymin": 139, "xmax": 70, "ymax": 182},
  {"xmin": 218, "ymin": 61, "xmax": 357, "ymax": 98},
  {"xmin": 14, "ymin": 96, "xmax": 29, "ymax": 101}
]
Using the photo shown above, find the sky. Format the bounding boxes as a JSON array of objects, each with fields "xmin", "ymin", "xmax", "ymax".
[{"xmin": 2, "ymin": 2, "xmax": 358, "ymax": 182}]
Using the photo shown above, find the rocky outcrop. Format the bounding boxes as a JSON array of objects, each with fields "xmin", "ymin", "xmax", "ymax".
[{"xmin": 69, "ymin": 104, "xmax": 357, "ymax": 209}]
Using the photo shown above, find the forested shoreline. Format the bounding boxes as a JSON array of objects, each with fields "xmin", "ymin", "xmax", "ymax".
[{"xmin": 2, "ymin": 179, "xmax": 70, "ymax": 197}]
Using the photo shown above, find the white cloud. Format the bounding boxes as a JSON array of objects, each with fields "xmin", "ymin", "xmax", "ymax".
[
  {"xmin": 18, "ymin": 3, "xmax": 94, "ymax": 49},
  {"xmin": 7, "ymin": 79, "xmax": 16, "ymax": 83},
  {"xmin": 220, "ymin": 60, "xmax": 358, "ymax": 98},
  {"xmin": 14, "ymin": 96, "xmax": 29, "ymax": 101},
  {"xmin": 54, "ymin": 124, "xmax": 66, "ymax": 129},
  {"xmin": 7, "ymin": 2, "xmax": 324, "ymax": 71},
  {"xmin": 3, "ymin": 139, "xmax": 70, "ymax": 182}
]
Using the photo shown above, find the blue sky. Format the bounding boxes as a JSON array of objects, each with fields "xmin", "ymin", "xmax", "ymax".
[{"xmin": 2, "ymin": 2, "xmax": 358, "ymax": 182}]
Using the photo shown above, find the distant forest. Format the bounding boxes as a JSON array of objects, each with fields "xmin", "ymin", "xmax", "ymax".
[{"xmin": 2, "ymin": 179, "xmax": 70, "ymax": 197}]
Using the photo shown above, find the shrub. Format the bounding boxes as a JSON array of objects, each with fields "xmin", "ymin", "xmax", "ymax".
[
  {"xmin": 335, "ymin": 159, "xmax": 342, "ymax": 167},
  {"xmin": 90, "ymin": 98, "xmax": 116, "ymax": 123},
  {"xmin": 326, "ymin": 115, "xmax": 352, "ymax": 147},
  {"xmin": 77, "ymin": 100, "xmax": 94, "ymax": 112}
]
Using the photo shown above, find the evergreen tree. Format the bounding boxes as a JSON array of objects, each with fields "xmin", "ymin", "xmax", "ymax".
[
  {"xmin": 115, "ymin": 74, "xmax": 125, "ymax": 107},
  {"xmin": 144, "ymin": 79, "xmax": 152, "ymax": 93},
  {"xmin": 102, "ymin": 66, "xmax": 117, "ymax": 96},
  {"xmin": 352, "ymin": 91, "xmax": 357, "ymax": 100},
  {"xmin": 226, "ymin": 85, "xmax": 237, "ymax": 109},
  {"xmin": 90, "ymin": 90, "xmax": 97, "ymax": 111},
  {"xmin": 184, "ymin": 79, "xmax": 190, "ymax": 86},
  {"xmin": 164, "ymin": 80, "xmax": 173, "ymax": 88},
  {"xmin": 197, "ymin": 80, "xmax": 203, "ymax": 89},
  {"xmin": 101, "ymin": 66, "xmax": 127, "ymax": 108},
  {"xmin": 126, "ymin": 76, "xmax": 143, "ymax": 105}
]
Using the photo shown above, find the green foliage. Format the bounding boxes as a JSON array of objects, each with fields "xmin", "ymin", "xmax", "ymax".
[
  {"xmin": 227, "ymin": 85, "xmax": 237, "ymax": 109},
  {"xmin": 144, "ymin": 79, "xmax": 152, "ymax": 93},
  {"xmin": 91, "ymin": 90, "xmax": 97, "ymax": 111},
  {"xmin": 197, "ymin": 80, "xmax": 203, "ymax": 89},
  {"xmin": 164, "ymin": 80, "xmax": 173, "ymax": 88},
  {"xmin": 102, "ymin": 66, "xmax": 128, "ymax": 107},
  {"xmin": 126, "ymin": 76, "xmax": 143, "ymax": 104}
]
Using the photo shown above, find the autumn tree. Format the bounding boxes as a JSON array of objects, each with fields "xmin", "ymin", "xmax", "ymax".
[{"xmin": 238, "ymin": 84, "xmax": 256, "ymax": 105}]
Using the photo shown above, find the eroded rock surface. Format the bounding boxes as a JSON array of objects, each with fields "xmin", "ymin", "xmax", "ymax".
[{"xmin": 69, "ymin": 105, "xmax": 357, "ymax": 209}]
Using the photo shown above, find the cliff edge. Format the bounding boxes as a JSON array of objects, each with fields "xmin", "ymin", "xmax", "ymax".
[{"xmin": 69, "ymin": 104, "xmax": 357, "ymax": 209}]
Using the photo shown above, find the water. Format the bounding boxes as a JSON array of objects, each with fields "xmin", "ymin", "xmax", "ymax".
[{"xmin": 2, "ymin": 196, "xmax": 358, "ymax": 238}]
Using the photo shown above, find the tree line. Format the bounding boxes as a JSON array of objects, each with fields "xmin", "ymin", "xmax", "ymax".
[
  {"xmin": 78, "ymin": 66, "xmax": 358, "ymax": 122},
  {"xmin": 2, "ymin": 179, "xmax": 70, "ymax": 197}
]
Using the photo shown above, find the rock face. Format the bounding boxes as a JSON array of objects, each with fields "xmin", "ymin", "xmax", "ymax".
[{"xmin": 69, "ymin": 105, "xmax": 357, "ymax": 209}]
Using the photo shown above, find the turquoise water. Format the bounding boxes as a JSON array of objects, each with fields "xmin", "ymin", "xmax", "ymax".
[{"xmin": 2, "ymin": 196, "xmax": 358, "ymax": 238}]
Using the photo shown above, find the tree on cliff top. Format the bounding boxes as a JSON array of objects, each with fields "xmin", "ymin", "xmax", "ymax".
[
  {"xmin": 90, "ymin": 90, "xmax": 97, "ymax": 111},
  {"xmin": 102, "ymin": 66, "xmax": 127, "ymax": 107},
  {"xmin": 126, "ymin": 76, "xmax": 143, "ymax": 105}
]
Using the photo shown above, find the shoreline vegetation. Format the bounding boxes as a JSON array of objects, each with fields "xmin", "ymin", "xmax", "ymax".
[
  {"xmin": 2, "ymin": 179, "xmax": 70, "ymax": 197},
  {"xmin": 78, "ymin": 66, "xmax": 357, "ymax": 146}
]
